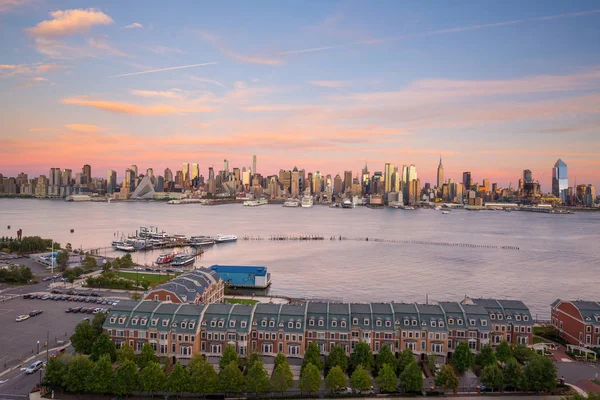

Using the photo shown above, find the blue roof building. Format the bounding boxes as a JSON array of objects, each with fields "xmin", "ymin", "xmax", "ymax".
[{"xmin": 210, "ymin": 265, "xmax": 271, "ymax": 289}]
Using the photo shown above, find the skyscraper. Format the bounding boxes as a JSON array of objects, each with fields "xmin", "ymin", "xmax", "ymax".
[
  {"xmin": 106, "ymin": 169, "xmax": 117, "ymax": 194},
  {"xmin": 62, "ymin": 169, "xmax": 72, "ymax": 186},
  {"xmin": 334, "ymin": 174, "xmax": 342, "ymax": 195},
  {"xmin": 343, "ymin": 170, "xmax": 353, "ymax": 192},
  {"xmin": 146, "ymin": 168, "xmax": 154, "ymax": 178},
  {"xmin": 462, "ymin": 171, "xmax": 472, "ymax": 190},
  {"xmin": 437, "ymin": 157, "xmax": 444, "ymax": 188},
  {"xmin": 182, "ymin": 163, "xmax": 190, "ymax": 182},
  {"xmin": 191, "ymin": 163, "xmax": 199, "ymax": 181},
  {"xmin": 523, "ymin": 169, "xmax": 533, "ymax": 184},
  {"xmin": 291, "ymin": 167, "xmax": 300, "ymax": 197},
  {"xmin": 82, "ymin": 164, "xmax": 91, "ymax": 185},
  {"xmin": 164, "ymin": 168, "xmax": 173, "ymax": 182},
  {"xmin": 130, "ymin": 165, "xmax": 138, "ymax": 177},
  {"xmin": 384, "ymin": 163, "xmax": 394, "ymax": 194},
  {"xmin": 224, "ymin": 159, "xmax": 229, "ymax": 174},
  {"xmin": 252, "ymin": 155, "xmax": 257, "ymax": 175},
  {"xmin": 552, "ymin": 159, "xmax": 568, "ymax": 203}
]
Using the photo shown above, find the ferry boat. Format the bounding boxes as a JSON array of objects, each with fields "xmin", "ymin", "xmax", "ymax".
[
  {"xmin": 171, "ymin": 253, "xmax": 195, "ymax": 267},
  {"xmin": 243, "ymin": 198, "xmax": 269, "ymax": 206},
  {"xmin": 283, "ymin": 199, "xmax": 300, "ymax": 207},
  {"xmin": 301, "ymin": 191, "xmax": 313, "ymax": 208},
  {"xmin": 156, "ymin": 253, "xmax": 175, "ymax": 264},
  {"xmin": 190, "ymin": 236, "xmax": 216, "ymax": 246},
  {"xmin": 342, "ymin": 198, "xmax": 354, "ymax": 209},
  {"xmin": 215, "ymin": 234, "xmax": 237, "ymax": 243}
]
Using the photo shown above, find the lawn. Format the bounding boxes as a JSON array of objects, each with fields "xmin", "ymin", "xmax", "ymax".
[
  {"xmin": 533, "ymin": 336, "xmax": 550, "ymax": 344},
  {"xmin": 117, "ymin": 271, "xmax": 178, "ymax": 285},
  {"xmin": 592, "ymin": 380, "xmax": 600, "ymax": 386},
  {"xmin": 224, "ymin": 298, "xmax": 259, "ymax": 305}
]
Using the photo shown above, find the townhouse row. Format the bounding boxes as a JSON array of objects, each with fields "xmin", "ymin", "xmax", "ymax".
[
  {"xmin": 551, "ymin": 299, "xmax": 600, "ymax": 348},
  {"xmin": 103, "ymin": 296, "xmax": 533, "ymax": 362}
]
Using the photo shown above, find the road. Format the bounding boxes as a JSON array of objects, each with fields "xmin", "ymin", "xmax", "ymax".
[{"xmin": 0, "ymin": 357, "xmax": 45, "ymax": 399}]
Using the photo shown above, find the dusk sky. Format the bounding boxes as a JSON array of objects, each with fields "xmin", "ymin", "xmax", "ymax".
[{"xmin": 1, "ymin": 0, "xmax": 599, "ymax": 190}]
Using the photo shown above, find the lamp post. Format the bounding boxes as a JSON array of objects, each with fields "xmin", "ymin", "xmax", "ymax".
[
  {"xmin": 50, "ymin": 240, "xmax": 54, "ymax": 275},
  {"xmin": 37, "ymin": 340, "xmax": 40, "ymax": 355}
]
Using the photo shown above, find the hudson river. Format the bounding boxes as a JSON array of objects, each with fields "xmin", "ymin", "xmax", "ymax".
[{"xmin": 1, "ymin": 199, "xmax": 599, "ymax": 318}]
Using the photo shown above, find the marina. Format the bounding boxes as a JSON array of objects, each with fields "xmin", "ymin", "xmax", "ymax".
[{"xmin": 111, "ymin": 227, "xmax": 235, "ymax": 252}]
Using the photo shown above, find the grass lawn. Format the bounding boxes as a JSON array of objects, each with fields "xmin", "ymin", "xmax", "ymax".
[
  {"xmin": 117, "ymin": 271, "xmax": 178, "ymax": 285},
  {"xmin": 592, "ymin": 380, "xmax": 600, "ymax": 386},
  {"xmin": 533, "ymin": 336, "xmax": 550, "ymax": 344},
  {"xmin": 224, "ymin": 298, "xmax": 259, "ymax": 305}
]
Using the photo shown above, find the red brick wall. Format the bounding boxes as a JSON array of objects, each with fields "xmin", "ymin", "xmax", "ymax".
[
  {"xmin": 553, "ymin": 302, "xmax": 585, "ymax": 345},
  {"xmin": 144, "ymin": 289, "xmax": 182, "ymax": 303}
]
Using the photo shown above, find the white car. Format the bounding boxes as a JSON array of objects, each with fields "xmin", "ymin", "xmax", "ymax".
[
  {"xmin": 25, "ymin": 360, "xmax": 43, "ymax": 374},
  {"xmin": 16, "ymin": 315, "xmax": 30, "ymax": 322}
]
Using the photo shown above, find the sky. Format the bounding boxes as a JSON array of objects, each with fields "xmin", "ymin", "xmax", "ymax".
[{"xmin": 1, "ymin": 0, "xmax": 600, "ymax": 191}]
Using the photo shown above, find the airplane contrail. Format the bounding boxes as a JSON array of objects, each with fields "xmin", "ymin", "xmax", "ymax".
[{"xmin": 110, "ymin": 62, "xmax": 219, "ymax": 78}]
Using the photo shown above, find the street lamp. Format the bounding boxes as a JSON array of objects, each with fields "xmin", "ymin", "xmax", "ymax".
[{"xmin": 37, "ymin": 340, "xmax": 40, "ymax": 355}]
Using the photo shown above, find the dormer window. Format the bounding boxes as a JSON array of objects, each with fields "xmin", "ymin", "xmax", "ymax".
[
  {"xmin": 230, "ymin": 320, "xmax": 236, "ymax": 328},
  {"xmin": 140, "ymin": 318, "xmax": 147, "ymax": 326},
  {"xmin": 431, "ymin": 321, "xmax": 437, "ymax": 327},
  {"xmin": 318, "ymin": 319, "xmax": 324, "ymax": 327},
  {"xmin": 404, "ymin": 318, "xmax": 409, "ymax": 326},
  {"xmin": 422, "ymin": 321, "xmax": 427, "ymax": 326},
  {"xmin": 162, "ymin": 319, "xmax": 169, "ymax": 327},
  {"xmin": 201, "ymin": 321, "xmax": 207, "ymax": 326},
  {"xmin": 516, "ymin": 315, "xmax": 521, "ymax": 321},
  {"xmin": 296, "ymin": 322, "xmax": 301, "ymax": 329},
  {"xmin": 189, "ymin": 322, "xmax": 195, "ymax": 329},
  {"xmin": 498, "ymin": 314, "xmax": 503, "ymax": 320},
  {"xmin": 119, "ymin": 317, "xmax": 126, "ymax": 324},
  {"xmin": 172, "ymin": 322, "xmax": 177, "ymax": 328},
  {"xmin": 261, "ymin": 320, "xmax": 267, "ymax": 327},
  {"xmin": 385, "ymin": 320, "xmax": 391, "ymax": 327},
  {"xmin": 412, "ymin": 319, "xmax": 417, "ymax": 326},
  {"xmin": 376, "ymin": 320, "xmax": 382, "ymax": 327},
  {"xmin": 151, "ymin": 318, "xmax": 158, "ymax": 326},
  {"xmin": 218, "ymin": 320, "xmax": 224, "ymax": 328},
  {"xmin": 490, "ymin": 314, "xmax": 496, "ymax": 320},
  {"xmin": 352, "ymin": 318, "xmax": 358, "ymax": 325},
  {"xmin": 523, "ymin": 316, "xmax": 529, "ymax": 321},
  {"xmin": 211, "ymin": 320, "xmax": 217, "ymax": 327},
  {"xmin": 269, "ymin": 320, "xmax": 275, "ymax": 327},
  {"xmin": 340, "ymin": 320, "xmax": 347, "ymax": 328},
  {"xmin": 364, "ymin": 318, "xmax": 369, "ymax": 325},
  {"xmin": 309, "ymin": 319, "xmax": 315, "ymax": 327},
  {"xmin": 439, "ymin": 321, "xmax": 444, "ymax": 327},
  {"xmin": 279, "ymin": 322, "xmax": 284, "ymax": 327},
  {"xmin": 110, "ymin": 316, "xmax": 117, "ymax": 323},
  {"xmin": 469, "ymin": 319, "xmax": 475, "ymax": 326},
  {"xmin": 181, "ymin": 322, "xmax": 187, "ymax": 329},
  {"xmin": 288, "ymin": 321, "xmax": 293, "ymax": 328},
  {"xmin": 331, "ymin": 320, "xmax": 337, "ymax": 327},
  {"xmin": 457, "ymin": 319, "xmax": 463, "ymax": 325},
  {"xmin": 241, "ymin": 321, "xmax": 247, "ymax": 328},
  {"xmin": 481, "ymin": 320, "xmax": 488, "ymax": 326},
  {"xmin": 448, "ymin": 318, "xmax": 454, "ymax": 325},
  {"xmin": 131, "ymin": 318, "xmax": 139, "ymax": 325}
]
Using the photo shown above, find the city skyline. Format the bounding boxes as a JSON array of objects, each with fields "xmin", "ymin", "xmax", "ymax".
[{"xmin": 1, "ymin": 1, "xmax": 600, "ymax": 188}]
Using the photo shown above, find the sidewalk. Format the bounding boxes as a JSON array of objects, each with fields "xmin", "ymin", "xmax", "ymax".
[{"xmin": 0, "ymin": 342, "xmax": 71, "ymax": 379}]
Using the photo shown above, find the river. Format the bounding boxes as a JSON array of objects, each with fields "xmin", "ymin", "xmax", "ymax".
[{"xmin": 1, "ymin": 199, "xmax": 599, "ymax": 318}]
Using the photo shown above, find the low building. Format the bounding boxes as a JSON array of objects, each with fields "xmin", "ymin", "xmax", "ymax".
[
  {"xmin": 551, "ymin": 299, "xmax": 600, "ymax": 347},
  {"xmin": 144, "ymin": 268, "xmax": 224, "ymax": 304},
  {"xmin": 209, "ymin": 265, "xmax": 271, "ymax": 289}
]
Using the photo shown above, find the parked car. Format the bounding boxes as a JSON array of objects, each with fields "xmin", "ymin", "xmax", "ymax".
[
  {"xmin": 42, "ymin": 277, "xmax": 52, "ymax": 282},
  {"xmin": 51, "ymin": 348, "xmax": 66, "ymax": 358},
  {"xmin": 29, "ymin": 310, "xmax": 43, "ymax": 317},
  {"xmin": 16, "ymin": 315, "xmax": 30, "ymax": 322},
  {"xmin": 51, "ymin": 289, "xmax": 62, "ymax": 294},
  {"xmin": 89, "ymin": 292, "xmax": 99, "ymax": 297},
  {"xmin": 65, "ymin": 308, "xmax": 73, "ymax": 313},
  {"xmin": 41, "ymin": 295, "xmax": 50, "ymax": 300},
  {"xmin": 25, "ymin": 360, "xmax": 44, "ymax": 374},
  {"xmin": 22, "ymin": 294, "xmax": 32, "ymax": 299}
]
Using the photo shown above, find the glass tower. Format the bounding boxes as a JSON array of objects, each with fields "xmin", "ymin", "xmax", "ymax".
[{"xmin": 552, "ymin": 159, "xmax": 568, "ymax": 203}]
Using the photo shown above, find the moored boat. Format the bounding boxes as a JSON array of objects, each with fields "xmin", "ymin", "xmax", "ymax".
[
  {"xmin": 156, "ymin": 253, "xmax": 175, "ymax": 264},
  {"xmin": 283, "ymin": 199, "xmax": 300, "ymax": 207},
  {"xmin": 215, "ymin": 234, "xmax": 237, "ymax": 243},
  {"xmin": 171, "ymin": 253, "xmax": 195, "ymax": 267}
]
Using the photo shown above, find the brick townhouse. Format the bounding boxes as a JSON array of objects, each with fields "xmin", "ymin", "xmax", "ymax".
[{"xmin": 551, "ymin": 299, "xmax": 600, "ymax": 347}]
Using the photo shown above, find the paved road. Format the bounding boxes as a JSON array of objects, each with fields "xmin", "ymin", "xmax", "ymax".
[{"xmin": 0, "ymin": 357, "xmax": 45, "ymax": 399}]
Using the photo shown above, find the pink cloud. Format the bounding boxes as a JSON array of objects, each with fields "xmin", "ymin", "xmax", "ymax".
[
  {"xmin": 26, "ymin": 8, "xmax": 113, "ymax": 38},
  {"xmin": 61, "ymin": 97, "xmax": 216, "ymax": 115}
]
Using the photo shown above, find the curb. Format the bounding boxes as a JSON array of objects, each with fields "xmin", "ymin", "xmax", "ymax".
[{"xmin": 0, "ymin": 342, "xmax": 71, "ymax": 379}]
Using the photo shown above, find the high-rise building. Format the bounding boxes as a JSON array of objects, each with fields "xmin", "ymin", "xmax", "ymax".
[
  {"xmin": 278, "ymin": 169, "xmax": 291, "ymax": 194},
  {"xmin": 155, "ymin": 176, "xmax": 164, "ymax": 193},
  {"xmin": 208, "ymin": 167, "xmax": 215, "ymax": 181},
  {"xmin": 333, "ymin": 174, "xmax": 342, "ymax": 196},
  {"xmin": 462, "ymin": 171, "xmax": 472, "ymax": 190},
  {"xmin": 252, "ymin": 155, "xmax": 257, "ymax": 175},
  {"xmin": 384, "ymin": 163, "xmax": 394, "ymax": 194},
  {"xmin": 437, "ymin": 157, "xmax": 444, "ymax": 189},
  {"xmin": 242, "ymin": 169, "xmax": 251, "ymax": 186},
  {"xmin": 164, "ymin": 168, "xmax": 173, "ymax": 182},
  {"xmin": 552, "ymin": 159, "xmax": 568, "ymax": 203},
  {"xmin": 233, "ymin": 168, "xmax": 240, "ymax": 182},
  {"xmin": 291, "ymin": 167, "xmax": 300, "ymax": 197},
  {"xmin": 182, "ymin": 163, "xmax": 190, "ymax": 182},
  {"xmin": 49, "ymin": 167, "xmax": 61, "ymax": 196},
  {"xmin": 584, "ymin": 185, "xmax": 596, "ymax": 207},
  {"xmin": 191, "ymin": 163, "xmax": 199, "ymax": 181},
  {"xmin": 482, "ymin": 179, "xmax": 490, "ymax": 192},
  {"xmin": 224, "ymin": 159, "xmax": 229, "ymax": 174},
  {"xmin": 523, "ymin": 169, "xmax": 533, "ymax": 184},
  {"xmin": 343, "ymin": 170, "xmax": 353, "ymax": 192},
  {"xmin": 61, "ymin": 169, "xmax": 72, "ymax": 186},
  {"xmin": 146, "ymin": 168, "xmax": 154, "ymax": 178},
  {"xmin": 82, "ymin": 164, "xmax": 91, "ymax": 185},
  {"xmin": 175, "ymin": 170, "xmax": 183, "ymax": 186},
  {"xmin": 106, "ymin": 169, "xmax": 117, "ymax": 194}
]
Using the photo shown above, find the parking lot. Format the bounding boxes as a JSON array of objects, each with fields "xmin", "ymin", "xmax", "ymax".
[{"xmin": 0, "ymin": 296, "xmax": 106, "ymax": 371}]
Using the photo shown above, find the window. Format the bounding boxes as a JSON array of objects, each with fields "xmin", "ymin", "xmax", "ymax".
[
  {"xmin": 172, "ymin": 333, "xmax": 176, "ymax": 340},
  {"xmin": 162, "ymin": 319, "xmax": 169, "ymax": 327},
  {"xmin": 330, "ymin": 333, "xmax": 335, "ymax": 339},
  {"xmin": 469, "ymin": 319, "xmax": 475, "ymax": 326},
  {"xmin": 279, "ymin": 333, "xmax": 283, "ymax": 340},
  {"xmin": 353, "ymin": 318, "xmax": 358, "ymax": 325},
  {"xmin": 341, "ymin": 320, "xmax": 346, "ymax": 328},
  {"xmin": 172, "ymin": 322, "xmax": 177, "ymax": 328},
  {"xmin": 131, "ymin": 318, "xmax": 138, "ymax": 325},
  {"xmin": 498, "ymin": 314, "xmax": 503, "ymax": 320},
  {"xmin": 376, "ymin": 320, "xmax": 382, "ymax": 327},
  {"xmin": 385, "ymin": 320, "xmax": 391, "ymax": 327},
  {"xmin": 218, "ymin": 320, "xmax": 224, "ymax": 328},
  {"xmin": 228, "ymin": 333, "xmax": 236, "ymax": 340},
  {"xmin": 241, "ymin": 321, "xmax": 247, "ymax": 328},
  {"xmin": 331, "ymin": 320, "xmax": 337, "ymax": 327},
  {"xmin": 288, "ymin": 321, "xmax": 293, "ymax": 328},
  {"xmin": 110, "ymin": 316, "xmax": 117, "ymax": 323},
  {"xmin": 516, "ymin": 315, "xmax": 521, "ymax": 321},
  {"xmin": 261, "ymin": 320, "xmax": 267, "ymax": 327},
  {"xmin": 404, "ymin": 318, "xmax": 409, "ymax": 326},
  {"xmin": 431, "ymin": 321, "xmax": 437, "ymax": 327},
  {"xmin": 524, "ymin": 315, "xmax": 529, "ymax": 321},
  {"xmin": 166, "ymin": 295, "xmax": 171, "ymax": 301},
  {"xmin": 269, "ymin": 320, "xmax": 275, "ymax": 327},
  {"xmin": 364, "ymin": 318, "xmax": 370, "ymax": 325},
  {"xmin": 229, "ymin": 320, "xmax": 235, "ymax": 328},
  {"xmin": 279, "ymin": 322, "xmax": 284, "ymax": 328},
  {"xmin": 318, "ymin": 319, "xmax": 324, "ymax": 327},
  {"xmin": 586, "ymin": 326, "xmax": 592, "ymax": 333},
  {"xmin": 490, "ymin": 314, "xmax": 495, "ymax": 320},
  {"xmin": 172, "ymin": 343, "xmax": 176, "ymax": 353},
  {"xmin": 154, "ymin": 295, "xmax": 159, "ymax": 301},
  {"xmin": 119, "ymin": 317, "xmax": 126, "ymax": 324},
  {"xmin": 432, "ymin": 343, "xmax": 443, "ymax": 353},
  {"xmin": 412, "ymin": 319, "xmax": 417, "ymax": 326},
  {"xmin": 181, "ymin": 322, "xmax": 187, "ymax": 329},
  {"xmin": 296, "ymin": 322, "xmax": 301, "ymax": 329},
  {"xmin": 481, "ymin": 320, "xmax": 488, "ymax": 326},
  {"xmin": 141, "ymin": 318, "xmax": 147, "ymax": 326},
  {"xmin": 439, "ymin": 321, "xmax": 444, "ymax": 327},
  {"xmin": 457, "ymin": 319, "xmax": 463, "ymax": 325},
  {"xmin": 309, "ymin": 319, "xmax": 315, "ymax": 326},
  {"xmin": 138, "ymin": 331, "xmax": 146, "ymax": 339}
]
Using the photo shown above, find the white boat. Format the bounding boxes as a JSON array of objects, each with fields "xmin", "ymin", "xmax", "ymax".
[
  {"xmin": 115, "ymin": 244, "xmax": 135, "ymax": 252},
  {"xmin": 342, "ymin": 198, "xmax": 354, "ymax": 209},
  {"xmin": 301, "ymin": 190, "xmax": 313, "ymax": 208},
  {"xmin": 171, "ymin": 254, "xmax": 195, "ymax": 267},
  {"xmin": 283, "ymin": 199, "xmax": 300, "ymax": 207},
  {"xmin": 243, "ymin": 198, "xmax": 268, "ymax": 206},
  {"xmin": 442, "ymin": 210, "xmax": 450, "ymax": 215},
  {"xmin": 190, "ymin": 236, "xmax": 216, "ymax": 246},
  {"xmin": 215, "ymin": 234, "xmax": 237, "ymax": 243}
]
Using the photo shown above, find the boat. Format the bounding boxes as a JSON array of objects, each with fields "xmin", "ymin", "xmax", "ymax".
[
  {"xmin": 171, "ymin": 253, "xmax": 195, "ymax": 267},
  {"xmin": 243, "ymin": 198, "xmax": 269, "ymax": 206},
  {"xmin": 342, "ymin": 198, "xmax": 354, "ymax": 209},
  {"xmin": 156, "ymin": 253, "xmax": 175, "ymax": 264},
  {"xmin": 301, "ymin": 190, "xmax": 313, "ymax": 208},
  {"xmin": 442, "ymin": 210, "xmax": 450, "ymax": 215},
  {"xmin": 215, "ymin": 234, "xmax": 237, "ymax": 243},
  {"xmin": 434, "ymin": 206, "xmax": 441, "ymax": 211},
  {"xmin": 115, "ymin": 244, "xmax": 135, "ymax": 252},
  {"xmin": 283, "ymin": 199, "xmax": 300, "ymax": 207},
  {"xmin": 190, "ymin": 236, "xmax": 216, "ymax": 246}
]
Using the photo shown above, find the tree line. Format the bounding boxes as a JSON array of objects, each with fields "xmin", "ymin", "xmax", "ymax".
[
  {"xmin": 0, "ymin": 236, "xmax": 58, "ymax": 253},
  {"xmin": 0, "ymin": 264, "xmax": 33, "ymax": 284}
]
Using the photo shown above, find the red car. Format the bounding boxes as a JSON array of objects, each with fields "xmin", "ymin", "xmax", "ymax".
[{"xmin": 51, "ymin": 348, "xmax": 66, "ymax": 358}]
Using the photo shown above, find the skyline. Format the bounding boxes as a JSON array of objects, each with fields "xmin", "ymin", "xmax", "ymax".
[{"xmin": 1, "ymin": 1, "xmax": 600, "ymax": 188}]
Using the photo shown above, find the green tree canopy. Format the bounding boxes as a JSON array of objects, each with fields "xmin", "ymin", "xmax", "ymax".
[
  {"xmin": 245, "ymin": 360, "xmax": 271, "ymax": 394},
  {"xmin": 82, "ymin": 255, "xmax": 97, "ymax": 271},
  {"xmin": 140, "ymin": 361, "xmax": 166, "ymax": 398},
  {"xmin": 138, "ymin": 342, "xmax": 157, "ymax": 369},
  {"xmin": 64, "ymin": 354, "xmax": 94, "ymax": 393},
  {"xmin": 117, "ymin": 342, "xmax": 136, "ymax": 365},
  {"xmin": 90, "ymin": 333, "xmax": 116, "ymax": 362},
  {"xmin": 481, "ymin": 364, "xmax": 504, "ymax": 391},
  {"xmin": 523, "ymin": 356, "xmax": 557, "ymax": 392},
  {"xmin": 85, "ymin": 354, "xmax": 113, "ymax": 394},
  {"xmin": 350, "ymin": 364, "xmax": 372, "ymax": 392},
  {"xmin": 91, "ymin": 312, "xmax": 107, "ymax": 335},
  {"xmin": 219, "ymin": 343, "xmax": 239, "ymax": 371},
  {"xmin": 167, "ymin": 362, "xmax": 191, "ymax": 397},
  {"xmin": 42, "ymin": 353, "xmax": 71, "ymax": 388},
  {"xmin": 56, "ymin": 250, "xmax": 69, "ymax": 271},
  {"xmin": 375, "ymin": 345, "xmax": 396, "ymax": 376},
  {"xmin": 274, "ymin": 352, "xmax": 288, "ymax": 371},
  {"xmin": 396, "ymin": 349, "xmax": 417, "ymax": 376},
  {"xmin": 245, "ymin": 347, "xmax": 262, "ymax": 371},
  {"xmin": 476, "ymin": 345, "xmax": 497, "ymax": 368},
  {"xmin": 325, "ymin": 344, "xmax": 348, "ymax": 373},
  {"xmin": 376, "ymin": 363, "xmax": 397, "ymax": 392},
  {"xmin": 70, "ymin": 320, "xmax": 97, "ymax": 354},
  {"xmin": 349, "ymin": 342, "xmax": 374, "ymax": 374},
  {"xmin": 188, "ymin": 355, "xmax": 218, "ymax": 394},
  {"xmin": 503, "ymin": 358, "xmax": 523, "ymax": 390},
  {"xmin": 512, "ymin": 344, "xmax": 535, "ymax": 364},
  {"xmin": 271, "ymin": 358, "xmax": 295, "ymax": 394},
  {"xmin": 435, "ymin": 364, "xmax": 459, "ymax": 392},
  {"xmin": 299, "ymin": 362, "xmax": 322, "ymax": 394},
  {"xmin": 452, "ymin": 342, "xmax": 474, "ymax": 374},
  {"xmin": 219, "ymin": 361, "xmax": 245, "ymax": 394},
  {"xmin": 302, "ymin": 342, "xmax": 323, "ymax": 372},
  {"xmin": 495, "ymin": 341, "xmax": 514, "ymax": 363},
  {"xmin": 325, "ymin": 365, "xmax": 348, "ymax": 392},
  {"xmin": 112, "ymin": 359, "xmax": 139, "ymax": 396},
  {"xmin": 399, "ymin": 362, "xmax": 423, "ymax": 393}
]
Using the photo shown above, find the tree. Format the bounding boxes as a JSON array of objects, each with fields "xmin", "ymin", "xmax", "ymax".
[
  {"xmin": 102, "ymin": 260, "xmax": 112, "ymax": 272},
  {"xmin": 299, "ymin": 362, "xmax": 321, "ymax": 394},
  {"xmin": 481, "ymin": 364, "xmax": 504, "ymax": 391},
  {"xmin": 376, "ymin": 363, "xmax": 397, "ymax": 392},
  {"xmin": 302, "ymin": 342, "xmax": 323, "ymax": 372},
  {"xmin": 91, "ymin": 312, "xmax": 107, "ymax": 335},
  {"xmin": 90, "ymin": 333, "xmax": 116, "ymax": 362},
  {"xmin": 56, "ymin": 250, "xmax": 69, "ymax": 271},
  {"xmin": 112, "ymin": 359, "xmax": 139, "ymax": 396},
  {"xmin": 495, "ymin": 341, "xmax": 513, "ymax": 363},
  {"xmin": 130, "ymin": 292, "xmax": 143, "ymax": 301},
  {"xmin": 140, "ymin": 280, "xmax": 150, "ymax": 290},
  {"xmin": 399, "ymin": 362, "xmax": 423, "ymax": 393},
  {"xmin": 435, "ymin": 364, "xmax": 459, "ymax": 392},
  {"xmin": 523, "ymin": 355, "xmax": 557, "ymax": 392},
  {"xmin": 140, "ymin": 361, "xmax": 166, "ymax": 398},
  {"xmin": 245, "ymin": 347, "xmax": 262, "ymax": 371},
  {"xmin": 375, "ymin": 345, "xmax": 396, "ymax": 376},
  {"xmin": 188, "ymin": 355, "xmax": 218, "ymax": 394},
  {"xmin": 82, "ymin": 255, "xmax": 97, "ymax": 271},
  {"xmin": 476, "ymin": 345, "xmax": 497, "ymax": 368},
  {"xmin": 117, "ymin": 342, "xmax": 136, "ymax": 364},
  {"xmin": 325, "ymin": 365, "xmax": 348, "ymax": 393},
  {"xmin": 271, "ymin": 359, "xmax": 294, "ymax": 394},
  {"xmin": 43, "ymin": 353, "xmax": 70, "ymax": 388},
  {"xmin": 246, "ymin": 360, "xmax": 270, "ymax": 394},
  {"xmin": 64, "ymin": 354, "xmax": 94, "ymax": 393},
  {"xmin": 512, "ymin": 343, "xmax": 535, "ymax": 364},
  {"xmin": 86, "ymin": 354, "xmax": 113, "ymax": 394},
  {"xmin": 452, "ymin": 342, "xmax": 474, "ymax": 374},
  {"xmin": 220, "ymin": 343, "xmax": 239, "ymax": 371},
  {"xmin": 70, "ymin": 320, "xmax": 96, "ymax": 354},
  {"xmin": 139, "ymin": 342, "xmax": 157, "ymax": 369},
  {"xmin": 274, "ymin": 352, "xmax": 288, "ymax": 372},
  {"xmin": 219, "ymin": 361, "xmax": 245, "ymax": 394},
  {"xmin": 18, "ymin": 265, "xmax": 33, "ymax": 282},
  {"xmin": 397, "ymin": 349, "xmax": 416, "ymax": 375},
  {"xmin": 325, "ymin": 344, "xmax": 348, "ymax": 374},
  {"xmin": 167, "ymin": 362, "xmax": 190, "ymax": 398},
  {"xmin": 426, "ymin": 353, "xmax": 437, "ymax": 376},
  {"xmin": 350, "ymin": 364, "xmax": 372, "ymax": 392},
  {"xmin": 503, "ymin": 358, "xmax": 523, "ymax": 390},
  {"xmin": 349, "ymin": 342, "xmax": 374, "ymax": 374}
]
